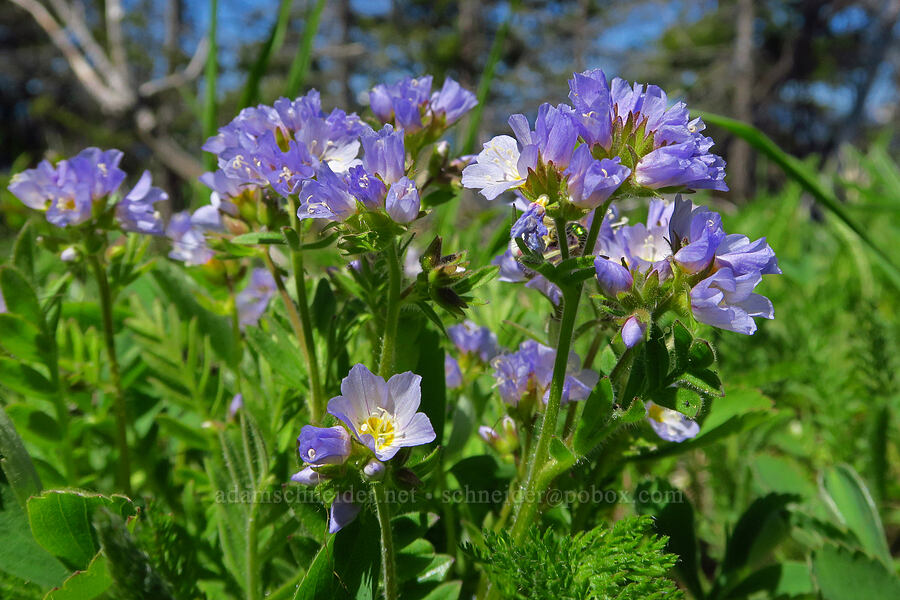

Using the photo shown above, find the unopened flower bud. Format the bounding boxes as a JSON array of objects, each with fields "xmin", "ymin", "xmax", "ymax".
[{"xmin": 363, "ymin": 459, "xmax": 385, "ymax": 481}]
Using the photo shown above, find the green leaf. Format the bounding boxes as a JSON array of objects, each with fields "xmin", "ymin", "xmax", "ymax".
[
  {"xmin": 44, "ymin": 552, "xmax": 112, "ymax": 600},
  {"xmin": 721, "ymin": 493, "xmax": 797, "ymax": 574},
  {"xmin": 245, "ymin": 326, "xmax": 307, "ymax": 389},
  {"xmin": 239, "ymin": 0, "xmax": 292, "ymax": 108},
  {"xmin": 687, "ymin": 339, "xmax": 715, "ymax": 369},
  {"xmin": 293, "ymin": 535, "xmax": 336, "ymax": 600},
  {"xmin": 0, "ymin": 314, "xmax": 53, "ymax": 366},
  {"xmin": 415, "ymin": 328, "xmax": 447, "ymax": 444},
  {"xmin": 812, "ymin": 543, "xmax": 900, "ymax": 600},
  {"xmin": 310, "ymin": 278, "xmax": 336, "ymax": 336},
  {"xmin": 0, "ymin": 358, "xmax": 56, "ymax": 398},
  {"xmin": 285, "ymin": 0, "xmax": 327, "ymax": 97},
  {"xmin": 11, "ymin": 220, "xmax": 35, "ymax": 280},
  {"xmin": 0, "ymin": 406, "xmax": 43, "ymax": 507},
  {"xmin": 699, "ymin": 111, "xmax": 900, "ymax": 291},
  {"xmin": 635, "ymin": 479, "xmax": 702, "ymax": 599},
  {"xmin": 574, "ymin": 377, "xmax": 615, "ymax": 456},
  {"xmin": 0, "ymin": 266, "xmax": 46, "ymax": 333},
  {"xmin": 414, "ymin": 581, "xmax": 462, "ymax": 600},
  {"xmin": 819, "ymin": 464, "xmax": 891, "ymax": 565},
  {"xmin": 26, "ymin": 491, "xmax": 135, "ymax": 571},
  {"xmin": 230, "ymin": 231, "xmax": 286, "ymax": 246},
  {"xmin": 0, "ymin": 483, "xmax": 68, "ymax": 588}
]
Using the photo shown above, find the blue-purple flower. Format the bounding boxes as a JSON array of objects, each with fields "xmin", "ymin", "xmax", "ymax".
[
  {"xmin": 369, "ymin": 75, "xmax": 476, "ymax": 131},
  {"xmin": 297, "ymin": 164, "xmax": 358, "ymax": 222},
  {"xmin": 327, "ymin": 364, "xmax": 436, "ymax": 461},
  {"xmin": 564, "ymin": 146, "xmax": 630, "ymax": 209},
  {"xmin": 492, "ymin": 340, "xmax": 598, "ymax": 406},
  {"xmin": 491, "ymin": 250, "xmax": 562, "ymax": 306},
  {"xmin": 511, "ymin": 201, "xmax": 549, "ymax": 252},
  {"xmin": 461, "ymin": 135, "xmax": 528, "ymax": 200},
  {"xmin": 448, "ymin": 321, "xmax": 500, "ymax": 363},
  {"xmin": 646, "ymin": 401, "xmax": 699, "ymax": 442},
  {"xmin": 8, "ymin": 148, "xmax": 126, "ymax": 228},
  {"xmin": 166, "ymin": 212, "xmax": 214, "ymax": 266},
  {"xmin": 385, "ymin": 176, "xmax": 420, "ymax": 223},
  {"xmin": 621, "ymin": 315, "xmax": 647, "ymax": 348},
  {"xmin": 445, "ymin": 355, "xmax": 463, "ymax": 389},
  {"xmin": 297, "ymin": 425, "xmax": 352, "ymax": 467},
  {"xmin": 568, "ymin": 69, "xmax": 727, "ymax": 191},
  {"xmin": 236, "ymin": 268, "xmax": 277, "ymax": 328},
  {"xmin": 596, "ymin": 196, "xmax": 779, "ymax": 335},
  {"xmin": 328, "ymin": 492, "xmax": 362, "ymax": 534},
  {"xmin": 203, "ymin": 90, "xmax": 369, "ymax": 198},
  {"xmin": 115, "ymin": 171, "xmax": 167, "ymax": 235}
]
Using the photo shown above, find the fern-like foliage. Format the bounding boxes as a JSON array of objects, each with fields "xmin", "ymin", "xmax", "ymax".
[{"xmin": 469, "ymin": 516, "xmax": 683, "ymax": 600}]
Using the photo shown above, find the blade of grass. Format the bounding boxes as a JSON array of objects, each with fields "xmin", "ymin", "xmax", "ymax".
[
  {"xmin": 285, "ymin": 0, "xmax": 327, "ymax": 98},
  {"xmin": 461, "ymin": 0, "xmax": 520, "ymax": 155},
  {"xmin": 699, "ymin": 111, "xmax": 900, "ymax": 291},
  {"xmin": 240, "ymin": 0, "xmax": 293, "ymax": 108},
  {"xmin": 203, "ymin": 0, "xmax": 219, "ymax": 171}
]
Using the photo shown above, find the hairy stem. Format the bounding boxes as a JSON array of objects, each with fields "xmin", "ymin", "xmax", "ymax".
[
  {"xmin": 373, "ymin": 483, "xmax": 398, "ymax": 600},
  {"xmin": 379, "ymin": 241, "xmax": 403, "ymax": 378},
  {"xmin": 87, "ymin": 253, "xmax": 131, "ymax": 496}
]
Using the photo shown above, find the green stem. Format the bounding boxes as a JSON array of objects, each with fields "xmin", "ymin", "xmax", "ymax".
[
  {"xmin": 582, "ymin": 199, "xmax": 612, "ymax": 258},
  {"xmin": 263, "ymin": 252, "xmax": 323, "ymax": 422},
  {"xmin": 379, "ymin": 242, "xmax": 403, "ymax": 378},
  {"xmin": 373, "ymin": 483, "xmax": 398, "ymax": 600},
  {"xmin": 555, "ymin": 218, "xmax": 570, "ymax": 261},
  {"xmin": 286, "ymin": 198, "xmax": 325, "ymax": 419},
  {"xmin": 86, "ymin": 254, "xmax": 131, "ymax": 496},
  {"xmin": 508, "ymin": 285, "xmax": 580, "ymax": 541},
  {"xmin": 246, "ymin": 497, "xmax": 261, "ymax": 600}
]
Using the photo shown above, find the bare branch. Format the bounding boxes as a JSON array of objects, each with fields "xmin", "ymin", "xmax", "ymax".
[
  {"xmin": 10, "ymin": 0, "xmax": 131, "ymax": 112},
  {"xmin": 105, "ymin": 0, "xmax": 129, "ymax": 74},
  {"xmin": 138, "ymin": 38, "xmax": 209, "ymax": 97},
  {"xmin": 135, "ymin": 110, "xmax": 205, "ymax": 181}
]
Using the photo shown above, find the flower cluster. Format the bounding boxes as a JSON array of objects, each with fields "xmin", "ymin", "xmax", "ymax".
[
  {"xmin": 370, "ymin": 75, "xmax": 477, "ymax": 132},
  {"xmin": 492, "ymin": 340, "xmax": 599, "ymax": 408},
  {"xmin": 8, "ymin": 148, "xmax": 166, "ymax": 232},
  {"xmin": 296, "ymin": 125, "xmax": 421, "ymax": 224},
  {"xmin": 444, "ymin": 320, "xmax": 500, "ymax": 389},
  {"xmin": 594, "ymin": 195, "xmax": 780, "ymax": 337},
  {"xmin": 291, "ymin": 364, "xmax": 436, "ymax": 532}
]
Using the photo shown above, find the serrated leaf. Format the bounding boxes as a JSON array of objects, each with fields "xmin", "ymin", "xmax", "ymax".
[
  {"xmin": 820, "ymin": 464, "xmax": 891, "ymax": 565},
  {"xmin": 812, "ymin": 543, "xmax": 900, "ymax": 600},
  {"xmin": 44, "ymin": 552, "xmax": 113, "ymax": 600}
]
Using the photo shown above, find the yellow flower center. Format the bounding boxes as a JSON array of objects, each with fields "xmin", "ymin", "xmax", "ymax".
[
  {"xmin": 647, "ymin": 403, "xmax": 665, "ymax": 423},
  {"xmin": 60, "ymin": 197, "xmax": 77, "ymax": 211},
  {"xmin": 358, "ymin": 408, "xmax": 396, "ymax": 451}
]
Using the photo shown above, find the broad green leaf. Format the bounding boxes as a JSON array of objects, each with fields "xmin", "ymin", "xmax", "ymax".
[
  {"xmin": 723, "ymin": 562, "xmax": 813, "ymax": 600},
  {"xmin": 0, "ymin": 358, "xmax": 55, "ymax": 398},
  {"xmin": 812, "ymin": 543, "xmax": 900, "ymax": 600},
  {"xmin": 44, "ymin": 552, "xmax": 112, "ymax": 600},
  {"xmin": 754, "ymin": 455, "xmax": 817, "ymax": 498},
  {"xmin": 293, "ymin": 535, "xmax": 336, "ymax": 600},
  {"xmin": 0, "ymin": 314, "xmax": 52, "ymax": 366},
  {"xmin": 415, "ymin": 328, "xmax": 447, "ymax": 443},
  {"xmin": 398, "ymin": 539, "xmax": 437, "ymax": 583},
  {"xmin": 26, "ymin": 491, "xmax": 135, "ymax": 571},
  {"xmin": 418, "ymin": 581, "xmax": 462, "ymax": 600},
  {"xmin": 0, "ymin": 406, "xmax": 42, "ymax": 507},
  {"xmin": 721, "ymin": 493, "xmax": 798, "ymax": 574},
  {"xmin": 819, "ymin": 464, "xmax": 891, "ymax": 565},
  {"xmin": 0, "ymin": 484, "xmax": 68, "ymax": 587},
  {"xmin": 0, "ymin": 266, "xmax": 46, "ymax": 333},
  {"xmin": 245, "ymin": 326, "xmax": 307, "ymax": 389},
  {"xmin": 574, "ymin": 377, "xmax": 615, "ymax": 456}
]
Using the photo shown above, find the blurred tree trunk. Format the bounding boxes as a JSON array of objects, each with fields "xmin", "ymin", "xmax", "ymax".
[
  {"xmin": 334, "ymin": 0, "xmax": 352, "ymax": 109},
  {"xmin": 730, "ymin": 0, "xmax": 754, "ymax": 201}
]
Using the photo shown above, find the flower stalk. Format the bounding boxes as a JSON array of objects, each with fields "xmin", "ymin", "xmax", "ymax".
[
  {"xmin": 373, "ymin": 482, "xmax": 398, "ymax": 600},
  {"xmin": 86, "ymin": 252, "xmax": 131, "ymax": 496},
  {"xmin": 379, "ymin": 241, "xmax": 403, "ymax": 378}
]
